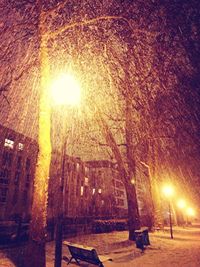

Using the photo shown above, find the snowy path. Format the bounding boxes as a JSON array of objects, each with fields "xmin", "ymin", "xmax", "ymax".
[
  {"xmin": 106, "ymin": 228, "xmax": 200, "ymax": 267},
  {"xmin": 1, "ymin": 226, "xmax": 200, "ymax": 266},
  {"xmin": 57, "ymin": 226, "xmax": 200, "ymax": 267}
]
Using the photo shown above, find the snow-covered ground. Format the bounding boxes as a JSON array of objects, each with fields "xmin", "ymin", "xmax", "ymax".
[
  {"xmin": 1, "ymin": 225, "xmax": 200, "ymax": 266},
  {"xmin": 51, "ymin": 225, "xmax": 200, "ymax": 267}
]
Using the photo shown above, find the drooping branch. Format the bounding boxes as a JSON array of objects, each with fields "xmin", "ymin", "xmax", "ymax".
[{"xmin": 48, "ymin": 15, "xmax": 159, "ymax": 40}]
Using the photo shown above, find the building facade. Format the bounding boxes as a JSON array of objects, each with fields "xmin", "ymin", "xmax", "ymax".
[
  {"xmin": 85, "ymin": 160, "xmax": 128, "ymax": 218},
  {"xmin": 0, "ymin": 125, "xmax": 129, "ymax": 225},
  {"xmin": 0, "ymin": 124, "xmax": 38, "ymax": 221}
]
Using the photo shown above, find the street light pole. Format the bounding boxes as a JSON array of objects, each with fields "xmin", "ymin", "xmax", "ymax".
[
  {"xmin": 168, "ymin": 201, "xmax": 173, "ymax": 239},
  {"xmin": 162, "ymin": 184, "xmax": 174, "ymax": 239},
  {"xmin": 55, "ymin": 136, "xmax": 67, "ymax": 267},
  {"xmin": 51, "ymin": 73, "xmax": 81, "ymax": 267}
]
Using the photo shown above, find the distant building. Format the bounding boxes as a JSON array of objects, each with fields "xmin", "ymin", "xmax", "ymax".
[
  {"xmin": 0, "ymin": 124, "xmax": 38, "ymax": 221},
  {"xmin": 85, "ymin": 160, "xmax": 128, "ymax": 218},
  {"xmin": 0, "ymin": 124, "xmax": 128, "ymax": 224}
]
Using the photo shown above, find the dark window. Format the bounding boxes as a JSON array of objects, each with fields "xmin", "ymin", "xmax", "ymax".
[
  {"xmin": 14, "ymin": 171, "xmax": 20, "ymax": 185},
  {"xmin": 25, "ymin": 174, "xmax": 30, "ymax": 188},
  {"xmin": 84, "ymin": 186, "xmax": 88, "ymax": 196},
  {"xmin": 91, "ymin": 175, "xmax": 96, "ymax": 187},
  {"xmin": 116, "ymin": 180, "xmax": 124, "ymax": 189},
  {"xmin": 0, "ymin": 169, "xmax": 10, "ymax": 184},
  {"xmin": 12, "ymin": 188, "xmax": 18, "ymax": 205},
  {"xmin": 26, "ymin": 158, "xmax": 31, "ymax": 171},
  {"xmin": 0, "ymin": 187, "xmax": 8, "ymax": 203},
  {"xmin": 115, "ymin": 189, "xmax": 124, "ymax": 197},
  {"xmin": 2, "ymin": 151, "xmax": 13, "ymax": 166},
  {"xmin": 17, "ymin": 156, "xmax": 22, "ymax": 170},
  {"xmin": 116, "ymin": 199, "xmax": 124, "ymax": 206},
  {"xmin": 22, "ymin": 190, "xmax": 28, "ymax": 205}
]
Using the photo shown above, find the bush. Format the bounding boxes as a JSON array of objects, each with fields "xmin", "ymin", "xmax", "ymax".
[{"xmin": 92, "ymin": 219, "xmax": 127, "ymax": 233}]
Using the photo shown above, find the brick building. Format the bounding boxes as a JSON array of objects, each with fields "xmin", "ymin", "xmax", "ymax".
[
  {"xmin": 0, "ymin": 124, "xmax": 38, "ymax": 221},
  {"xmin": 85, "ymin": 160, "xmax": 128, "ymax": 218},
  {"xmin": 0, "ymin": 125, "xmax": 130, "ymax": 228}
]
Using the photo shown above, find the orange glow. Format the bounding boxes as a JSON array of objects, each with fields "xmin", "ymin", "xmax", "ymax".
[
  {"xmin": 177, "ymin": 199, "xmax": 186, "ymax": 209},
  {"xmin": 162, "ymin": 184, "xmax": 174, "ymax": 198},
  {"xmin": 186, "ymin": 207, "xmax": 195, "ymax": 217},
  {"xmin": 50, "ymin": 73, "xmax": 81, "ymax": 106},
  {"xmin": 131, "ymin": 178, "xmax": 135, "ymax": 185}
]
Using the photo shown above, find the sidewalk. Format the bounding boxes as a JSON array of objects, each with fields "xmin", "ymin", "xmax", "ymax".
[
  {"xmin": 1, "ymin": 226, "xmax": 200, "ymax": 266},
  {"xmin": 46, "ymin": 226, "xmax": 200, "ymax": 267}
]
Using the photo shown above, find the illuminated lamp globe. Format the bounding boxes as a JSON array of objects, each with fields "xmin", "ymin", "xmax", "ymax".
[
  {"xmin": 177, "ymin": 199, "xmax": 186, "ymax": 209},
  {"xmin": 51, "ymin": 73, "xmax": 81, "ymax": 106},
  {"xmin": 186, "ymin": 207, "xmax": 195, "ymax": 217},
  {"xmin": 162, "ymin": 185, "xmax": 174, "ymax": 198}
]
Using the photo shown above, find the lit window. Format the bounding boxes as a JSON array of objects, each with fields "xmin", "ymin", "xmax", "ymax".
[
  {"xmin": 76, "ymin": 163, "xmax": 80, "ymax": 171},
  {"xmin": 84, "ymin": 177, "xmax": 89, "ymax": 186},
  {"xmin": 80, "ymin": 186, "xmax": 84, "ymax": 196},
  {"xmin": 92, "ymin": 188, "xmax": 95, "ymax": 195},
  {"xmin": 18, "ymin": 143, "xmax": 24, "ymax": 151},
  {"xmin": 4, "ymin": 138, "xmax": 14, "ymax": 149},
  {"xmin": 98, "ymin": 188, "xmax": 102, "ymax": 194}
]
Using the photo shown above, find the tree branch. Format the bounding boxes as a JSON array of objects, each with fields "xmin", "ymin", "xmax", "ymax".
[{"xmin": 48, "ymin": 16, "xmax": 159, "ymax": 40}]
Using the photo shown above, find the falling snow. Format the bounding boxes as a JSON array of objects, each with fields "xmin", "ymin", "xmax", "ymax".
[{"xmin": 0, "ymin": 0, "xmax": 200, "ymax": 266}]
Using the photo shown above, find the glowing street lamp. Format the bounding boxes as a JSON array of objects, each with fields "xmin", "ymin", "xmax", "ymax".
[
  {"xmin": 162, "ymin": 185, "xmax": 174, "ymax": 198},
  {"xmin": 162, "ymin": 184, "xmax": 174, "ymax": 239},
  {"xmin": 51, "ymin": 73, "xmax": 81, "ymax": 267},
  {"xmin": 186, "ymin": 207, "xmax": 195, "ymax": 225},
  {"xmin": 177, "ymin": 199, "xmax": 186, "ymax": 209},
  {"xmin": 177, "ymin": 199, "xmax": 186, "ymax": 226},
  {"xmin": 186, "ymin": 207, "xmax": 195, "ymax": 216},
  {"xmin": 50, "ymin": 73, "xmax": 81, "ymax": 106}
]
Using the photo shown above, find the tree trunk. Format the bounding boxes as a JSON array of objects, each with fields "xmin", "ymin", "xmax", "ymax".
[
  {"xmin": 26, "ymin": 9, "xmax": 51, "ymax": 266},
  {"xmin": 125, "ymin": 96, "xmax": 140, "ymax": 239},
  {"xmin": 124, "ymin": 176, "xmax": 140, "ymax": 240},
  {"xmin": 148, "ymin": 140, "xmax": 164, "ymax": 229},
  {"xmin": 54, "ymin": 215, "xmax": 63, "ymax": 267},
  {"xmin": 95, "ymin": 109, "xmax": 140, "ymax": 240},
  {"xmin": 26, "ymin": 239, "xmax": 46, "ymax": 267}
]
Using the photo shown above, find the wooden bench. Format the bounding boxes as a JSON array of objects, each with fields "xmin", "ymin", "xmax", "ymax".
[{"xmin": 63, "ymin": 241, "xmax": 112, "ymax": 266}]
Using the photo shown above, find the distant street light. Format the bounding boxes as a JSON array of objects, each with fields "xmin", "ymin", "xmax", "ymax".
[
  {"xmin": 186, "ymin": 207, "xmax": 195, "ymax": 226},
  {"xmin": 50, "ymin": 72, "xmax": 81, "ymax": 267},
  {"xmin": 177, "ymin": 199, "xmax": 186, "ymax": 209},
  {"xmin": 186, "ymin": 207, "xmax": 195, "ymax": 217},
  {"xmin": 177, "ymin": 199, "xmax": 186, "ymax": 226},
  {"xmin": 162, "ymin": 184, "xmax": 174, "ymax": 239}
]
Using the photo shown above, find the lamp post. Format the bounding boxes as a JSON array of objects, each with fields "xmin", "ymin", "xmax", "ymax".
[
  {"xmin": 186, "ymin": 207, "xmax": 195, "ymax": 226},
  {"xmin": 50, "ymin": 73, "xmax": 81, "ymax": 267},
  {"xmin": 177, "ymin": 199, "xmax": 186, "ymax": 226},
  {"xmin": 162, "ymin": 185, "xmax": 174, "ymax": 239}
]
